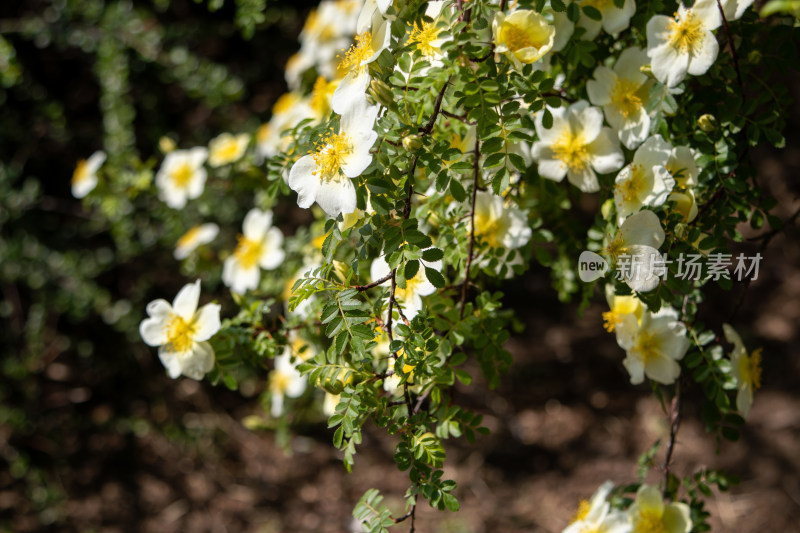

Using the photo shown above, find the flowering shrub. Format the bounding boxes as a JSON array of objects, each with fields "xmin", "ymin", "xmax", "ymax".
[{"xmin": 62, "ymin": 0, "xmax": 798, "ymax": 530}]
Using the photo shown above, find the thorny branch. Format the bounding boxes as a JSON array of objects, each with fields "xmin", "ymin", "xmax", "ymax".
[
  {"xmin": 460, "ymin": 134, "xmax": 481, "ymax": 319},
  {"xmin": 662, "ymin": 381, "xmax": 682, "ymax": 499}
]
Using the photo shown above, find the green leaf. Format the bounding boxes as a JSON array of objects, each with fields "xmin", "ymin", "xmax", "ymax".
[
  {"xmin": 425, "ymin": 266, "xmax": 445, "ymax": 288},
  {"xmin": 582, "ymin": 5, "xmax": 602, "ymax": 20},
  {"xmin": 405, "ymin": 259, "xmax": 420, "ymax": 281},
  {"xmin": 422, "ymin": 247, "xmax": 444, "ymax": 261},
  {"xmin": 450, "ymin": 178, "xmax": 466, "ymax": 202}
]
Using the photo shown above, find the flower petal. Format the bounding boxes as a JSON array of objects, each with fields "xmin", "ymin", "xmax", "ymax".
[
  {"xmin": 193, "ymin": 303, "xmax": 221, "ymax": 342},
  {"xmin": 173, "ymin": 280, "xmax": 201, "ymax": 320}
]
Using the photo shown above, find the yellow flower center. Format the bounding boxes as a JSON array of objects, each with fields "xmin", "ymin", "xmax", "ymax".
[
  {"xmin": 501, "ymin": 22, "xmax": 537, "ymax": 52},
  {"xmin": 552, "ymin": 131, "xmax": 589, "ymax": 172},
  {"xmin": 257, "ymin": 123, "xmax": 271, "ymax": 144},
  {"xmin": 409, "ymin": 21, "xmax": 440, "ymax": 57},
  {"xmin": 570, "ymin": 499, "xmax": 591, "ymax": 524},
  {"xmin": 339, "ymin": 32, "xmax": 373, "ymax": 74},
  {"xmin": 740, "ymin": 347, "xmax": 763, "ymax": 391},
  {"xmin": 667, "ymin": 11, "xmax": 704, "ymax": 55},
  {"xmin": 166, "ymin": 314, "xmax": 196, "ymax": 353},
  {"xmin": 636, "ymin": 331, "xmax": 662, "ymax": 364},
  {"xmin": 610, "ymin": 78, "xmax": 643, "ymax": 119},
  {"xmin": 602, "ymin": 310, "xmax": 619, "ymax": 332},
  {"xmin": 310, "ymin": 76, "xmax": 334, "ymax": 117},
  {"xmin": 273, "ymin": 92, "xmax": 301, "ymax": 115},
  {"xmin": 474, "ymin": 210, "xmax": 508, "ymax": 249},
  {"xmin": 212, "ymin": 139, "xmax": 243, "ymax": 165},
  {"xmin": 634, "ymin": 509, "xmax": 666, "ymax": 533},
  {"xmin": 396, "ymin": 272, "xmax": 425, "ymax": 304},
  {"xmin": 72, "ymin": 159, "xmax": 89, "ymax": 185},
  {"xmin": 170, "ymin": 162, "xmax": 194, "ymax": 188},
  {"xmin": 233, "ymin": 235, "xmax": 264, "ymax": 269},
  {"xmin": 605, "ymin": 234, "xmax": 627, "ymax": 260},
  {"xmin": 291, "ymin": 336, "xmax": 312, "ymax": 361},
  {"xmin": 313, "ymin": 132, "xmax": 352, "ymax": 181},
  {"xmin": 616, "ymin": 164, "xmax": 647, "ymax": 203},
  {"xmin": 177, "ymin": 226, "xmax": 203, "ymax": 250},
  {"xmin": 270, "ymin": 371, "xmax": 292, "ymax": 394},
  {"xmin": 666, "ymin": 162, "xmax": 689, "ymax": 188}
]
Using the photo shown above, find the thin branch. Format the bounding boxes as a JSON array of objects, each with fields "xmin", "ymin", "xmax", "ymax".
[
  {"xmin": 386, "ymin": 271, "xmax": 397, "ymax": 340},
  {"xmin": 391, "ymin": 296, "xmax": 411, "ymax": 326},
  {"xmin": 441, "ymin": 110, "xmax": 476, "ymax": 124},
  {"xmin": 352, "ymin": 273, "xmax": 392, "ymax": 291},
  {"xmin": 460, "ymin": 135, "xmax": 481, "ymax": 319},
  {"xmin": 419, "ymin": 81, "xmax": 449, "ymax": 136},
  {"xmin": 662, "ymin": 381, "xmax": 682, "ymax": 499},
  {"xmin": 716, "ymin": 0, "xmax": 744, "ymax": 92}
]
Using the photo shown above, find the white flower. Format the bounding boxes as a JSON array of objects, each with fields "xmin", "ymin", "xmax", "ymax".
[
  {"xmin": 614, "ymin": 135, "xmax": 675, "ymax": 224},
  {"xmin": 587, "ymin": 47, "xmax": 653, "ymax": 149},
  {"xmin": 606, "ymin": 209, "xmax": 666, "ymax": 292},
  {"xmin": 370, "ymin": 255, "xmax": 442, "ymax": 320},
  {"xmin": 323, "ymin": 392, "xmax": 341, "ymax": 416},
  {"xmin": 331, "ymin": 18, "xmax": 391, "ymax": 115},
  {"xmin": 139, "ymin": 280, "xmax": 221, "ymax": 380},
  {"xmin": 292, "ymin": 0, "xmax": 362, "ymax": 83},
  {"xmin": 222, "ymin": 208, "xmax": 285, "ymax": 294},
  {"xmin": 563, "ymin": 481, "xmax": 631, "ymax": 533},
  {"xmin": 492, "ymin": 10, "xmax": 555, "ymax": 69},
  {"xmin": 627, "ymin": 485, "xmax": 692, "ymax": 533},
  {"xmin": 723, "ymin": 323, "xmax": 762, "ymax": 416},
  {"xmin": 357, "ymin": 0, "xmax": 392, "ymax": 33},
  {"xmin": 617, "ymin": 306, "xmax": 690, "ymax": 385},
  {"xmin": 473, "ymin": 192, "xmax": 532, "ymax": 250},
  {"xmin": 256, "ymin": 92, "xmax": 313, "ymax": 162},
  {"xmin": 71, "ymin": 151, "xmax": 106, "ymax": 198},
  {"xmin": 665, "ymin": 145, "xmax": 700, "ymax": 189},
  {"xmin": 603, "ymin": 284, "xmax": 644, "ymax": 341},
  {"xmin": 532, "ymin": 100, "xmax": 625, "ymax": 193},
  {"xmin": 208, "ymin": 133, "xmax": 250, "ymax": 167},
  {"xmin": 665, "ymin": 145, "xmax": 700, "ymax": 222},
  {"xmin": 646, "ymin": 0, "xmax": 721, "ymax": 87},
  {"xmin": 406, "ymin": 1, "xmax": 453, "ymax": 69},
  {"xmin": 174, "ymin": 223, "xmax": 220, "ymax": 260},
  {"xmin": 577, "ymin": 0, "xmax": 636, "ymax": 40},
  {"xmin": 284, "ymin": 51, "xmax": 316, "ymax": 91},
  {"xmin": 288, "ymin": 99, "xmax": 379, "ymax": 218},
  {"xmin": 155, "ymin": 147, "xmax": 208, "ymax": 209},
  {"xmin": 720, "ymin": 0, "xmax": 754, "ymax": 20},
  {"xmin": 543, "ymin": 6, "xmax": 575, "ymax": 52},
  {"xmin": 269, "ymin": 351, "xmax": 307, "ymax": 417},
  {"xmin": 668, "ymin": 189, "xmax": 699, "ymax": 222}
]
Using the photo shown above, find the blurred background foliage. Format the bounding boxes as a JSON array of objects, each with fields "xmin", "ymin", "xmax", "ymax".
[{"xmin": 0, "ymin": 0, "xmax": 312, "ymax": 526}]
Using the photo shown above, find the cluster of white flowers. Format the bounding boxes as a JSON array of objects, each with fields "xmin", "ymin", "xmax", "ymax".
[
  {"xmin": 563, "ymin": 482, "xmax": 692, "ymax": 533},
  {"xmin": 127, "ymin": 0, "xmax": 760, "ymax": 427}
]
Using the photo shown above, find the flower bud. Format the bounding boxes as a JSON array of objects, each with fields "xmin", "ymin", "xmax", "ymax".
[
  {"xmin": 747, "ymin": 49, "xmax": 762, "ymax": 64},
  {"xmin": 159, "ymin": 136, "xmax": 176, "ymax": 154},
  {"xmin": 402, "ymin": 134, "xmax": 423, "ymax": 151},
  {"xmin": 698, "ymin": 114, "xmax": 717, "ymax": 133},
  {"xmin": 674, "ymin": 222, "xmax": 687, "ymax": 239},
  {"xmin": 601, "ymin": 198, "xmax": 615, "ymax": 221},
  {"xmin": 332, "ymin": 259, "xmax": 349, "ymax": 283},
  {"xmin": 368, "ymin": 79, "xmax": 394, "ymax": 108}
]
